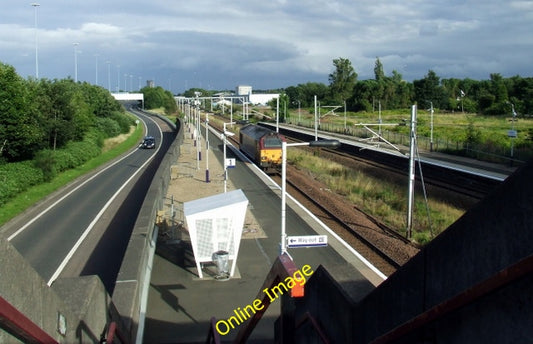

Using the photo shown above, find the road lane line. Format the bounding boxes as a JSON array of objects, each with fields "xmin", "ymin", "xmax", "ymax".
[{"xmin": 46, "ymin": 116, "xmax": 163, "ymax": 286}]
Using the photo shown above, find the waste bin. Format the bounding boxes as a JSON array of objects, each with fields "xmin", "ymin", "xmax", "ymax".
[{"xmin": 213, "ymin": 250, "xmax": 229, "ymax": 279}]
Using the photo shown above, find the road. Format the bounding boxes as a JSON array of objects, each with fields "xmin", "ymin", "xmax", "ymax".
[{"xmin": 4, "ymin": 109, "xmax": 174, "ymax": 293}]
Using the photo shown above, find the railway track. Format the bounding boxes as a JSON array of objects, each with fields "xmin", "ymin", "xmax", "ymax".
[
  {"xmin": 273, "ymin": 172, "xmax": 413, "ymax": 275},
  {"xmin": 208, "ymin": 120, "xmax": 418, "ymax": 275}
]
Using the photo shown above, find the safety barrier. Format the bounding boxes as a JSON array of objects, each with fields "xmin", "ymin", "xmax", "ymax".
[{"xmin": 0, "ymin": 296, "xmax": 59, "ymax": 344}]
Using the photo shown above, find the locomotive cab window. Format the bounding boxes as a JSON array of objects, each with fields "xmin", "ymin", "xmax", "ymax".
[{"xmin": 264, "ymin": 136, "xmax": 282, "ymax": 148}]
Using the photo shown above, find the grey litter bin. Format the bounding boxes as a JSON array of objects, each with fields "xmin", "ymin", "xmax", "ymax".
[{"xmin": 213, "ymin": 250, "xmax": 229, "ymax": 279}]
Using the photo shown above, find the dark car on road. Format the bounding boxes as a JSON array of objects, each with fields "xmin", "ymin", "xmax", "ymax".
[{"xmin": 140, "ymin": 136, "xmax": 156, "ymax": 149}]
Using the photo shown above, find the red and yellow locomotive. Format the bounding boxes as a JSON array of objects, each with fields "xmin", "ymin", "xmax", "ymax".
[{"xmin": 239, "ymin": 124, "xmax": 285, "ymax": 171}]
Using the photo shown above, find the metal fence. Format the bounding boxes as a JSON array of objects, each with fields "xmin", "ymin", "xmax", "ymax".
[{"xmin": 292, "ymin": 119, "xmax": 530, "ymax": 165}]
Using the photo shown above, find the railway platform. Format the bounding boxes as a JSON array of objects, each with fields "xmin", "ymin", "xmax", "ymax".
[
  {"xmin": 142, "ymin": 119, "xmax": 533, "ymax": 343},
  {"xmin": 142, "ymin": 122, "xmax": 379, "ymax": 343}
]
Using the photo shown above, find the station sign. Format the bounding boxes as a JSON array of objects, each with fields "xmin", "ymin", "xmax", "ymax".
[
  {"xmin": 225, "ymin": 158, "xmax": 236, "ymax": 168},
  {"xmin": 286, "ymin": 235, "xmax": 328, "ymax": 248}
]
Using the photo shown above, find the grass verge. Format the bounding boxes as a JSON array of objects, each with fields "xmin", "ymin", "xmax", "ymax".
[
  {"xmin": 0, "ymin": 123, "xmax": 144, "ymax": 226},
  {"xmin": 288, "ymin": 149, "xmax": 465, "ymax": 245}
]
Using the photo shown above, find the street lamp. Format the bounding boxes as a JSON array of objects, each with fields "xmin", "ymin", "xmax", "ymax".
[
  {"xmin": 205, "ymin": 112, "xmax": 210, "ymax": 183},
  {"xmin": 31, "ymin": 3, "xmax": 40, "ymax": 78},
  {"xmin": 221, "ymin": 122, "xmax": 235, "ymax": 193},
  {"xmin": 73, "ymin": 43, "xmax": 79, "ymax": 82},
  {"xmin": 94, "ymin": 54, "xmax": 99, "ymax": 85},
  {"xmin": 106, "ymin": 61, "xmax": 111, "ymax": 92},
  {"xmin": 280, "ymin": 139, "xmax": 340, "ymax": 255}
]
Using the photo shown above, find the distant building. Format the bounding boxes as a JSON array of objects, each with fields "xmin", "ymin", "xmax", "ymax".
[
  {"xmin": 146, "ymin": 80, "xmax": 155, "ymax": 88},
  {"xmin": 249, "ymin": 93, "xmax": 279, "ymax": 106},
  {"xmin": 236, "ymin": 85, "xmax": 279, "ymax": 105},
  {"xmin": 236, "ymin": 85, "xmax": 252, "ymax": 96}
]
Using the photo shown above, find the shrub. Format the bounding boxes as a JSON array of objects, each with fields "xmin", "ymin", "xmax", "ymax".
[
  {"xmin": 110, "ymin": 111, "xmax": 134, "ymax": 133},
  {"xmin": 95, "ymin": 117, "xmax": 122, "ymax": 138},
  {"xmin": 33, "ymin": 150, "xmax": 57, "ymax": 181},
  {"xmin": 0, "ymin": 161, "xmax": 45, "ymax": 205}
]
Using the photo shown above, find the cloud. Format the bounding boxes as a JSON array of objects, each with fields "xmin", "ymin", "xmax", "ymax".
[{"xmin": 1, "ymin": 0, "xmax": 532, "ymax": 91}]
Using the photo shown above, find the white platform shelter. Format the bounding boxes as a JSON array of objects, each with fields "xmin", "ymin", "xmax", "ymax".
[{"xmin": 183, "ymin": 189, "xmax": 249, "ymax": 279}]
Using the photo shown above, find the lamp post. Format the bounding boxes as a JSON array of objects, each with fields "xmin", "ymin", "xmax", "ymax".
[
  {"xmin": 194, "ymin": 92, "xmax": 202, "ymax": 169},
  {"xmin": 205, "ymin": 112, "xmax": 210, "ymax": 183},
  {"xmin": 31, "ymin": 3, "xmax": 40, "ymax": 79},
  {"xmin": 280, "ymin": 139, "xmax": 340, "ymax": 255},
  {"xmin": 116, "ymin": 64, "xmax": 120, "ymax": 92},
  {"xmin": 73, "ymin": 43, "xmax": 79, "ymax": 82},
  {"xmin": 94, "ymin": 54, "xmax": 99, "ymax": 85},
  {"xmin": 276, "ymin": 97, "xmax": 279, "ymax": 132},
  {"xmin": 106, "ymin": 61, "xmax": 111, "ymax": 92},
  {"xmin": 222, "ymin": 122, "xmax": 235, "ymax": 193}
]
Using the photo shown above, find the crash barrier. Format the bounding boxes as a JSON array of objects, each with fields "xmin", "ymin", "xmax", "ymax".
[{"xmin": 112, "ymin": 111, "xmax": 183, "ymax": 343}]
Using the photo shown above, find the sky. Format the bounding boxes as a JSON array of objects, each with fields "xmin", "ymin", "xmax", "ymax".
[{"xmin": 1, "ymin": 1, "xmax": 532, "ymax": 94}]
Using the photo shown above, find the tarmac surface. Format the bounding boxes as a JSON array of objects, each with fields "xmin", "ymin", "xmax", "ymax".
[{"xmin": 142, "ymin": 122, "xmax": 380, "ymax": 343}]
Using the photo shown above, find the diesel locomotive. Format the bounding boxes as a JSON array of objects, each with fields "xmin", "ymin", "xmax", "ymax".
[{"xmin": 239, "ymin": 124, "xmax": 285, "ymax": 171}]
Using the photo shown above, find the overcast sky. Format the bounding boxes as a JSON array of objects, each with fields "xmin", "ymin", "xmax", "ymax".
[{"xmin": 1, "ymin": 1, "xmax": 532, "ymax": 93}]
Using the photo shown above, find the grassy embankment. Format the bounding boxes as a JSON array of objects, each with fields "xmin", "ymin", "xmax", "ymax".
[
  {"xmin": 287, "ymin": 148, "xmax": 464, "ymax": 245},
  {"xmin": 0, "ymin": 123, "xmax": 144, "ymax": 226}
]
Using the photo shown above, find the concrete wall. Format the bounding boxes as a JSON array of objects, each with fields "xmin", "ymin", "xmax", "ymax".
[
  {"xmin": 279, "ymin": 263, "xmax": 374, "ymax": 343},
  {"xmin": 112, "ymin": 114, "xmax": 184, "ymax": 342},
  {"xmin": 0, "ymin": 236, "xmax": 120, "ymax": 343},
  {"xmin": 282, "ymin": 159, "xmax": 533, "ymax": 343}
]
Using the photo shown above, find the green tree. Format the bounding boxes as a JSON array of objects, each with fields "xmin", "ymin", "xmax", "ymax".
[
  {"xmin": 0, "ymin": 63, "xmax": 44, "ymax": 161},
  {"xmin": 413, "ymin": 70, "xmax": 446, "ymax": 108},
  {"xmin": 374, "ymin": 57, "xmax": 385, "ymax": 82},
  {"xmin": 142, "ymin": 86, "xmax": 177, "ymax": 114},
  {"xmin": 328, "ymin": 57, "xmax": 357, "ymax": 104}
]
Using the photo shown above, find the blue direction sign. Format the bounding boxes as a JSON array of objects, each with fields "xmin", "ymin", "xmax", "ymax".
[{"xmin": 286, "ymin": 235, "xmax": 328, "ymax": 248}]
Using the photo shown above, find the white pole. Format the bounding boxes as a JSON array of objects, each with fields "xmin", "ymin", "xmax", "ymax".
[
  {"xmin": 222, "ymin": 122, "xmax": 235, "ymax": 193},
  {"xmin": 344, "ymin": 100, "xmax": 346, "ymax": 131},
  {"xmin": 116, "ymin": 64, "xmax": 120, "ymax": 92},
  {"xmin": 31, "ymin": 3, "xmax": 40, "ymax": 79},
  {"xmin": 430, "ymin": 102, "xmax": 434, "ymax": 152},
  {"xmin": 281, "ymin": 141, "xmax": 287, "ymax": 254},
  {"xmin": 205, "ymin": 112, "xmax": 210, "ymax": 183},
  {"xmin": 223, "ymin": 133, "xmax": 227, "ymax": 193},
  {"xmin": 378, "ymin": 101, "xmax": 382, "ymax": 137},
  {"xmin": 314, "ymin": 95, "xmax": 318, "ymax": 140},
  {"xmin": 73, "ymin": 43, "xmax": 79, "ymax": 82},
  {"xmin": 407, "ymin": 104, "xmax": 417, "ymax": 239},
  {"xmin": 276, "ymin": 97, "xmax": 279, "ymax": 132},
  {"xmin": 298, "ymin": 100, "xmax": 301, "ymax": 124},
  {"xmin": 106, "ymin": 61, "xmax": 111, "ymax": 92},
  {"xmin": 94, "ymin": 54, "xmax": 99, "ymax": 85}
]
